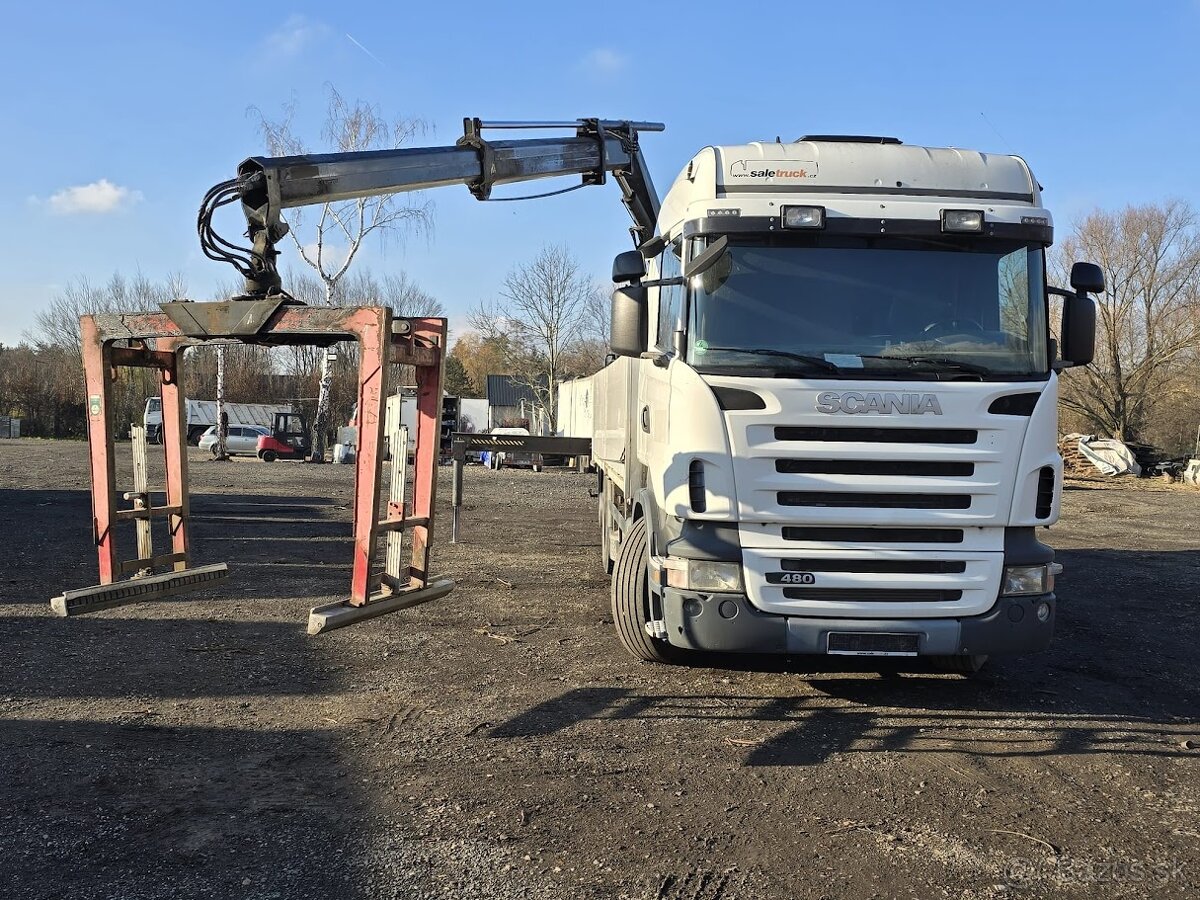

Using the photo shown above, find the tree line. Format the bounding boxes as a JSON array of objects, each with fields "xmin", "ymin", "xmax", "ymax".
[
  {"xmin": 0, "ymin": 268, "xmax": 444, "ymax": 440},
  {"xmin": 3, "ymin": 201, "xmax": 1199, "ymax": 455}
]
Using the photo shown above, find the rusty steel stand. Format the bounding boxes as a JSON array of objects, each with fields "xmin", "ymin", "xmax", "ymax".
[{"xmin": 51, "ymin": 302, "xmax": 452, "ymax": 634}]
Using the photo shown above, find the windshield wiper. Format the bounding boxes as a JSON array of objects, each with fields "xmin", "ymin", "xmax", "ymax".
[
  {"xmin": 857, "ymin": 354, "xmax": 992, "ymax": 376},
  {"xmin": 700, "ymin": 346, "xmax": 842, "ymax": 373}
]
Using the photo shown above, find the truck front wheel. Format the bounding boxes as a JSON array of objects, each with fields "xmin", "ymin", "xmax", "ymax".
[{"xmin": 611, "ymin": 518, "xmax": 687, "ymax": 665}]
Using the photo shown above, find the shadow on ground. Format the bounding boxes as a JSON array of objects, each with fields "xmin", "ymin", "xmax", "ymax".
[{"xmin": 489, "ymin": 548, "xmax": 1200, "ymax": 767}]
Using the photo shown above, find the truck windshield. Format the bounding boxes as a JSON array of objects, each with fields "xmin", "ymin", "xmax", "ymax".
[{"xmin": 686, "ymin": 237, "xmax": 1048, "ymax": 379}]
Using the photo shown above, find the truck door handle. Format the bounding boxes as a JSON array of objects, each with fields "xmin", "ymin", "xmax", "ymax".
[{"xmin": 641, "ymin": 406, "xmax": 651, "ymax": 433}]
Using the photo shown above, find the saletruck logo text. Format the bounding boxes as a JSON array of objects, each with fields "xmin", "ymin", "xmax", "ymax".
[{"xmin": 728, "ymin": 159, "xmax": 818, "ymax": 179}]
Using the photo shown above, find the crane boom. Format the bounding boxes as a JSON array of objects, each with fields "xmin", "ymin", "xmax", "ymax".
[{"xmin": 201, "ymin": 117, "xmax": 664, "ymax": 297}]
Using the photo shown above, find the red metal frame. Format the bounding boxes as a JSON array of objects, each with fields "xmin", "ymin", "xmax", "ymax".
[{"xmin": 73, "ymin": 304, "xmax": 447, "ymax": 618}]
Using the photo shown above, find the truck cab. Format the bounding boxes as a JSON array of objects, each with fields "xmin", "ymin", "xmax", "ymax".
[{"xmin": 594, "ymin": 136, "xmax": 1100, "ymax": 670}]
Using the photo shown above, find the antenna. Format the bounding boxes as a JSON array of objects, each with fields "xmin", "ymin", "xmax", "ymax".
[{"xmin": 979, "ymin": 111, "xmax": 1014, "ymax": 154}]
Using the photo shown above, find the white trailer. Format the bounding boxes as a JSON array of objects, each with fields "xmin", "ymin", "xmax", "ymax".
[
  {"xmin": 143, "ymin": 398, "xmax": 293, "ymax": 444},
  {"xmin": 555, "ymin": 378, "xmax": 594, "ymax": 439},
  {"xmin": 592, "ymin": 135, "xmax": 1101, "ymax": 671}
]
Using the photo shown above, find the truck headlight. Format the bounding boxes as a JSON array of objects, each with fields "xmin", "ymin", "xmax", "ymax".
[
  {"xmin": 1001, "ymin": 564, "xmax": 1053, "ymax": 596},
  {"xmin": 665, "ymin": 559, "xmax": 743, "ymax": 593}
]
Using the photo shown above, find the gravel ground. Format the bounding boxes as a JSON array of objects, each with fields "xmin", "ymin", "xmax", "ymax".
[{"xmin": 1, "ymin": 438, "xmax": 1198, "ymax": 899}]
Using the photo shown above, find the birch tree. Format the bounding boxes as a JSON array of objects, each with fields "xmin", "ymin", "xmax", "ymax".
[
  {"xmin": 468, "ymin": 245, "xmax": 595, "ymax": 431},
  {"xmin": 253, "ymin": 87, "xmax": 431, "ymax": 460}
]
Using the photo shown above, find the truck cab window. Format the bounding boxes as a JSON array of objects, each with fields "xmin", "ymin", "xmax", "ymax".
[{"xmin": 657, "ymin": 239, "xmax": 684, "ymax": 352}]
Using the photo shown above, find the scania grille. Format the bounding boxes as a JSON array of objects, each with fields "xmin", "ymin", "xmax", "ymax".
[
  {"xmin": 740, "ymin": 547, "xmax": 1001, "ymax": 618},
  {"xmin": 782, "ymin": 587, "xmax": 963, "ymax": 602},
  {"xmin": 780, "ymin": 558, "xmax": 966, "ymax": 574},
  {"xmin": 776, "ymin": 459, "xmax": 975, "ymax": 477},
  {"xmin": 778, "ymin": 491, "xmax": 972, "ymax": 510},
  {"xmin": 775, "ymin": 426, "xmax": 978, "ymax": 444},
  {"xmin": 751, "ymin": 420, "xmax": 999, "ymax": 523},
  {"xmin": 782, "ymin": 526, "xmax": 964, "ymax": 543}
]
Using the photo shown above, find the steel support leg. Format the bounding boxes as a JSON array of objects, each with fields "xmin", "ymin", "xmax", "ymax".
[
  {"xmin": 130, "ymin": 424, "xmax": 154, "ymax": 574},
  {"xmin": 407, "ymin": 318, "xmax": 447, "ymax": 587},
  {"xmin": 348, "ymin": 307, "xmax": 391, "ymax": 605},
  {"xmin": 158, "ymin": 340, "xmax": 190, "ymax": 570},
  {"xmin": 80, "ymin": 317, "xmax": 118, "ymax": 584}
]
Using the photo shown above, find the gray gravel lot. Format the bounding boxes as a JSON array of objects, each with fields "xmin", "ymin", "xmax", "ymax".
[{"xmin": 1, "ymin": 438, "xmax": 1198, "ymax": 899}]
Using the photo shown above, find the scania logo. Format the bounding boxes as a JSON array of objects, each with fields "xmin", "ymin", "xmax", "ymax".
[{"xmin": 815, "ymin": 391, "xmax": 943, "ymax": 415}]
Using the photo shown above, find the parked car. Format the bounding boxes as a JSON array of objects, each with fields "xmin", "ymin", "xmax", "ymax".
[
  {"xmin": 198, "ymin": 424, "xmax": 270, "ymax": 457},
  {"xmin": 487, "ymin": 427, "xmax": 543, "ymax": 472}
]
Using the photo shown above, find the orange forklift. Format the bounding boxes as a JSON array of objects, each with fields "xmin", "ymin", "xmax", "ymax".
[{"xmin": 255, "ymin": 412, "xmax": 311, "ymax": 462}]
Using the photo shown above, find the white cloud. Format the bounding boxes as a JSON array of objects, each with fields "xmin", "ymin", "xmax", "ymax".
[
  {"xmin": 44, "ymin": 179, "xmax": 142, "ymax": 215},
  {"xmin": 263, "ymin": 14, "xmax": 328, "ymax": 59},
  {"xmin": 578, "ymin": 47, "xmax": 628, "ymax": 78}
]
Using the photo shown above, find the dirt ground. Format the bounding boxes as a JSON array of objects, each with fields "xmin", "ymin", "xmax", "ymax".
[{"xmin": 2, "ymin": 438, "xmax": 1198, "ymax": 900}]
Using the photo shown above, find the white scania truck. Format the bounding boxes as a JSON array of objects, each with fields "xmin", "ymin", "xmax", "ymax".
[
  {"xmin": 590, "ymin": 136, "xmax": 1100, "ymax": 671},
  {"xmin": 202, "ymin": 117, "xmax": 1099, "ymax": 667}
]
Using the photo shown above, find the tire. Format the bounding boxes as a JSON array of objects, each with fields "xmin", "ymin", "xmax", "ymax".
[
  {"xmin": 931, "ymin": 654, "xmax": 988, "ymax": 674},
  {"xmin": 611, "ymin": 518, "xmax": 687, "ymax": 665},
  {"xmin": 260, "ymin": 449, "xmax": 278, "ymax": 463},
  {"xmin": 532, "ymin": 464, "xmax": 543, "ymax": 473}
]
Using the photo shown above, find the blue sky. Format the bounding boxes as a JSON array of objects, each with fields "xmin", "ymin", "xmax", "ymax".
[{"xmin": 2, "ymin": 1, "xmax": 1198, "ymax": 345}]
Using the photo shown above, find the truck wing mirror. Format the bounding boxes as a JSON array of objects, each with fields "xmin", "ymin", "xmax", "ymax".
[
  {"xmin": 684, "ymin": 235, "xmax": 729, "ymax": 279},
  {"xmin": 1059, "ymin": 292, "xmax": 1096, "ymax": 367},
  {"xmin": 1049, "ymin": 285, "xmax": 1096, "ymax": 369},
  {"xmin": 1070, "ymin": 261, "xmax": 1105, "ymax": 295},
  {"xmin": 610, "ymin": 285, "xmax": 648, "ymax": 357},
  {"xmin": 612, "ymin": 250, "xmax": 646, "ymax": 284},
  {"xmin": 1050, "ymin": 261, "xmax": 1102, "ymax": 369}
]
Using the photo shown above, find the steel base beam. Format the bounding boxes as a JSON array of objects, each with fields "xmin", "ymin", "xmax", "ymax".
[
  {"xmin": 50, "ymin": 564, "xmax": 230, "ymax": 617},
  {"xmin": 307, "ymin": 578, "xmax": 455, "ymax": 635}
]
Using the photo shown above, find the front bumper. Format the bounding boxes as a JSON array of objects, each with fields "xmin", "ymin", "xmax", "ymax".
[{"xmin": 661, "ymin": 589, "xmax": 1055, "ymax": 656}]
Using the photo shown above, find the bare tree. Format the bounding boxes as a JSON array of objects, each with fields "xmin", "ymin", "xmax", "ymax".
[
  {"xmin": 29, "ymin": 271, "xmax": 186, "ymax": 355},
  {"xmin": 570, "ymin": 282, "xmax": 614, "ymax": 374},
  {"xmin": 340, "ymin": 269, "xmax": 445, "ymax": 318},
  {"xmin": 252, "ymin": 87, "xmax": 432, "ymax": 460},
  {"xmin": 1053, "ymin": 201, "xmax": 1200, "ymax": 442},
  {"xmin": 469, "ymin": 245, "xmax": 596, "ymax": 431},
  {"xmin": 25, "ymin": 271, "xmax": 186, "ymax": 437}
]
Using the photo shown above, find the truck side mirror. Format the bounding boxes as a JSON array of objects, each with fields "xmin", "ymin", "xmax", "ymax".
[
  {"xmin": 610, "ymin": 285, "xmax": 647, "ymax": 357},
  {"xmin": 1069, "ymin": 262, "xmax": 1105, "ymax": 295},
  {"xmin": 612, "ymin": 250, "xmax": 646, "ymax": 284},
  {"xmin": 1060, "ymin": 292, "xmax": 1096, "ymax": 367}
]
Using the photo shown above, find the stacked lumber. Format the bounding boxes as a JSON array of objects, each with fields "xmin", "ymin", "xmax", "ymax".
[{"xmin": 1058, "ymin": 435, "xmax": 1093, "ymax": 475}]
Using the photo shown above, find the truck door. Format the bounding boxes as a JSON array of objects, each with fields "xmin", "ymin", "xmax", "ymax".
[{"xmin": 638, "ymin": 240, "xmax": 684, "ymax": 502}]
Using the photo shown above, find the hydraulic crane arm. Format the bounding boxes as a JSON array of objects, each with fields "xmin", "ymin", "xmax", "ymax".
[{"xmin": 200, "ymin": 118, "xmax": 664, "ymax": 297}]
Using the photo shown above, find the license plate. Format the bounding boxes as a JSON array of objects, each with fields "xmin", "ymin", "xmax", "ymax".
[{"xmin": 827, "ymin": 632, "xmax": 919, "ymax": 656}]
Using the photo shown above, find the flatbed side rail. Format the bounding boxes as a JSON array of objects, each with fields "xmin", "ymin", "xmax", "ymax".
[{"xmin": 448, "ymin": 433, "xmax": 593, "ymax": 543}]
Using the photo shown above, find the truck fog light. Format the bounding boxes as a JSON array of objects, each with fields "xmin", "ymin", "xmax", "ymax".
[
  {"xmin": 1001, "ymin": 564, "xmax": 1050, "ymax": 597},
  {"xmin": 781, "ymin": 205, "xmax": 826, "ymax": 229},
  {"xmin": 665, "ymin": 559, "xmax": 743, "ymax": 592},
  {"xmin": 1036, "ymin": 601, "xmax": 1051, "ymax": 622},
  {"xmin": 941, "ymin": 209, "xmax": 984, "ymax": 233}
]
